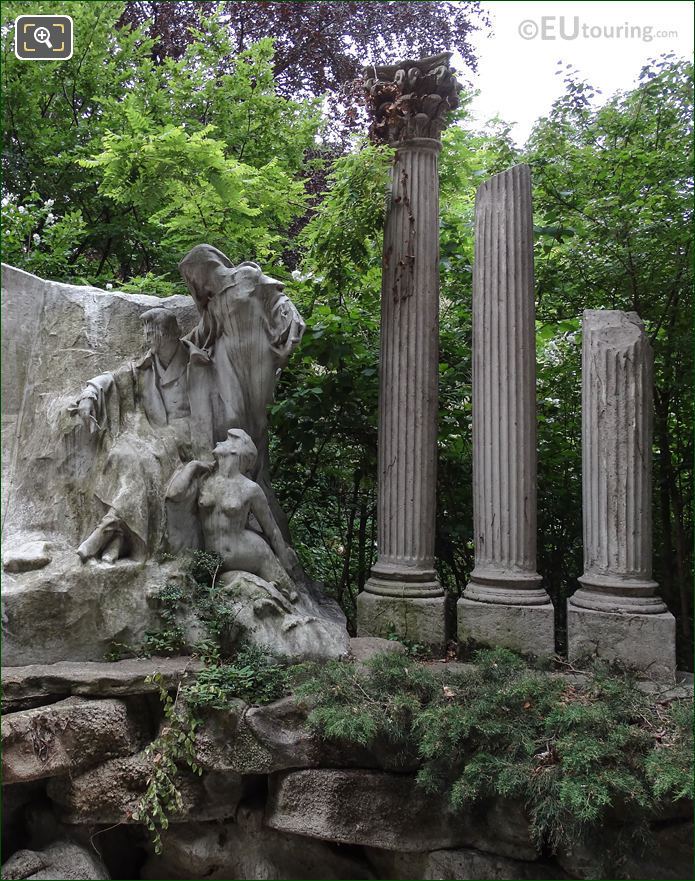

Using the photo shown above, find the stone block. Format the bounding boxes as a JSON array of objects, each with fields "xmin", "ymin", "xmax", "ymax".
[
  {"xmin": 1, "ymin": 555, "xmax": 175, "ymax": 666},
  {"xmin": 423, "ymin": 847, "xmax": 565, "ymax": 880},
  {"xmin": 265, "ymin": 770, "xmax": 537, "ymax": 857},
  {"xmin": 2, "ymin": 657, "xmax": 203, "ymax": 713},
  {"xmin": 141, "ymin": 808, "xmax": 375, "ymax": 880},
  {"xmin": 2, "ymin": 541, "xmax": 51, "ymax": 573},
  {"xmin": 567, "ymin": 604, "xmax": 676, "ymax": 680},
  {"xmin": 457, "ymin": 597, "xmax": 555, "ymax": 657},
  {"xmin": 2, "ymin": 697, "xmax": 146, "ymax": 784},
  {"xmin": 46, "ymin": 753, "xmax": 242, "ymax": 825},
  {"xmin": 356, "ymin": 593, "xmax": 447, "ymax": 651},
  {"xmin": 349, "ymin": 636, "xmax": 407, "ymax": 663},
  {"xmin": 1, "ymin": 840, "xmax": 109, "ymax": 881}
]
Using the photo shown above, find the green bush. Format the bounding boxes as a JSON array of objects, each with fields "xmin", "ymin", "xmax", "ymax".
[{"xmin": 294, "ymin": 649, "xmax": 694, "ymax": 854}]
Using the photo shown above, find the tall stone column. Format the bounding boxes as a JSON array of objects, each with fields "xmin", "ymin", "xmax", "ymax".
[
  {"xmin": 568, "ymin": 310, "xmax": 675, "ymax": 678},
  {"xmin": 356, "ymin": 53, "xmax": 461, "ymax": 649},
  {"xmin": 457, "ymin": 165, "xmax": 555, "ymax": 657}
]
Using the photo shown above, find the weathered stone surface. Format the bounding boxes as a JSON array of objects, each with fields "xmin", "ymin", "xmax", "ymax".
[
  {"xmin": 2, "ymin": 555, "xmax": 180, "ymax": 666},
  {"xmin": 2, "ymin": 542, "xmax": 51, "ymax": 574},
  {"xmin": 362, "ymin": 850, "xmax": 428, "ymax": 881},
  {"xmin": 568, "ymin": 310, "xmax": 675, "ymax": 678},
  {"xmin": 568, "ymin": 605, "xmax": 676, "ymax": 681},
  {"xmin": 141, "ymin": 807, "xmax": 375, "ymax": 880},
  {"xmin": 620, "ymin": 819, "xmax": 694, "ymax": 880},
  {"xmin": 1, "ymin": 840, "xmax": 109, "ymax": 880},
  {"xmin": 349, "ymin": 636, "xmax": 407, "ymax": 663},
  {"xmin": 357, "ymin": 594, "xmax": 447, "ymax": 652},
  {"xmin": 2, "ymin": 697, "xmax": 146, "ymax": 784},
  {"xmin": 193, "ymin": 697, "xmax": 397, "ymax": 776},
  {"xmin": 423, "ymin": 847, "xmax": 564, "ymax": 880},
  {"xmin": 2, "ymin": 657, "xmax": 203, "ymax": 712},
  {"xmin": 460, "ymin": 164, "xmax": 553, "ymax": 655},
  {"xmin": 457, "ymin": 598, "xmax": 555, "ymax": 658},
  {"xmin": 265, "ymin": 770, "xmax": 537, "ymax": 857},
  {"xmin": 46, "ymin": 753, "xmax": 242, "ymax": 824},
  {"xmin": 364, "ymin": 846, "xmax": 562, "ymax": 881},
  {"xmin": 221, "ymin": 571, "xmax": 351, "ymax": 661}
]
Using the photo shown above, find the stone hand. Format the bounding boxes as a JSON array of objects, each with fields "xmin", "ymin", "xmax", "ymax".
[{"xmin": 77, "ymin": 395, "xmax": 98, "ymax": 433}]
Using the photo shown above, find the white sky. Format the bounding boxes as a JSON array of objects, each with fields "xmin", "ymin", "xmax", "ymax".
[{"xmin": 461, "ymin": 0, "xmax": 694, "ymax": 145}]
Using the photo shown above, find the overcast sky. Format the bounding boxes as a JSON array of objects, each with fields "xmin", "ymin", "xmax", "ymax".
[{"xmin": 461, "ymin": 0, "xmax": 694, "ymax": 144}]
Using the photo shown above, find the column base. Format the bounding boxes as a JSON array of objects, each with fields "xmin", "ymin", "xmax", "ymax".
[
  {"xmin": 567, "ymin": 601, "xmax": 676, "ymax": 681},
  {"xmin": 356, "ymin": 592, "xmax": 447, "ymax": 652},
  {"xmin": 457, "ymin": 596, "xmax": 555, "ymax": 658}
]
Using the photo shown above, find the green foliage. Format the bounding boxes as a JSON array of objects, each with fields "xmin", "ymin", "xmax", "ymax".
[
  {"xmin": 185, "ymin": 645, "xmax": 290, "ymax": 709},
  {"xmin": 132, "ymin": 673, "xmax": 200, "ymax": 855},
  {"xmin": 136, "ymin": 641, "xmax": 288, "ymax": 851},
  {"xmin": 103, "ymin": 551, "xmax": 227, "ymax": 660},
  {"xmin": 1, "ymin": 193, "xmax": 87, "ymax": 279},
  {"xmin": 2, "ymin": 3, "xmax": 322, "ymax": 285},
  {"xmin": 296, "ymin": 650, "xmax": 694, "ymax": 854}
]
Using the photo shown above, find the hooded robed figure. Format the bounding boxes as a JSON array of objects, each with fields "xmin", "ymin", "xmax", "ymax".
[{"xmin": 179, "ymin": 244, "xmax": 305, "ymax": 462}]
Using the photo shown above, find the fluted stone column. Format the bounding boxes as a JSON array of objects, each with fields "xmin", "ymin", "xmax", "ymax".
[
  {"xmin": 356, "ymin": 53, "xmax": 461, "ymax": 648},
  {"xmin": 568, "ymin": 310, "xmax": 675, "ymax": 678},
  {"xmin": 457, "ymin": 165, "xmax": 555, "ymax": 657}
]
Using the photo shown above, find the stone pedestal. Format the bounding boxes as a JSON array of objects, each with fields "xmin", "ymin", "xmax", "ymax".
[
  {"xmin": 568, "ymin": 311, "xmax": 675, "ymax": 678},
  {"xmin": 356, "ymin": 54, "xmax": 461, "ymax": 648},
  {"xmin": 457, "ymin": 165, "xmax": 554, "ymax": 657},
  {"xmin": 356, "ymin": 593, "xmax": 447, "ymax": 653}
]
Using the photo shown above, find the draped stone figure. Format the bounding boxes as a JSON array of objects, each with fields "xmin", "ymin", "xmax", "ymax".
[{"xmin": 71, "ymin": 246, "xmax": 305, "ymax": 562}]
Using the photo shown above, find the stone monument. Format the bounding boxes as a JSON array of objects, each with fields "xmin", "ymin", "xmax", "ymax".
[
  {"xmin": 1, "ymin": 252, "xmax": 350, "ymax": 664},
  {"xmin": 567, "ymin": 310, "xmax": 676, "ymax": 679},
  {"xmin": 457, "ymin": 165, "xmax": 555, "ymax": 657},
  {"xmin": 356, "ymin": 52, "xmax": 461, "ymax": 649}
]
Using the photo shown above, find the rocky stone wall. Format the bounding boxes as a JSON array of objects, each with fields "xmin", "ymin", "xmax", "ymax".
[{"xmin": 2, "ymin": 643, "xmax": 692, "ymax": 881}]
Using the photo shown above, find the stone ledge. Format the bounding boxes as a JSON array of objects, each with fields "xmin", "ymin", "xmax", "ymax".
[{"xmin": 2, "ymin": 656, "xmax": 203, "ymax": 712}]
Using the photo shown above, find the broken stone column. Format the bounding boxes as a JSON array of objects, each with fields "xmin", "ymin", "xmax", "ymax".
[
  {"xmin": 568, "ymin": 310, "xmax": 676, "ymax": 678},
  {"xmin": 457, "ymin": 165, "xmax": 555, "ymax": 656},
  {"xmin": 356, "ymin": 53, "xmax": 461, "ymax": 648}
]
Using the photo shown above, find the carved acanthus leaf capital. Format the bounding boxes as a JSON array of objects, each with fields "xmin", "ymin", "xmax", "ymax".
[{"xmin": 364, "ymin": 51, "xmax": 461, "ymax": 145}]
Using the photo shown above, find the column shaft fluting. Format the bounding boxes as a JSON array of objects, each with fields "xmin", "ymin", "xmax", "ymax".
[
  {"xmin": 366, "ymin": 140, "xmax": 442, "ymax": 598},
  {"xmin": 571, "ymin": 310, "xmax": 666, "ymax": 613},
  {"xmin": 463, "ymin": 164, "xmax": 548, "ymax": 605}
]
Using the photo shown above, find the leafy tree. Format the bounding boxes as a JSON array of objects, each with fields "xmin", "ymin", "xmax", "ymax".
[
  {"xmin": 2, "ymin": 2, "xmax": 322, "ymax": 285},
  {"xmin": 119, "ymin": 1, "xmax": 489, "ymax": 95}
]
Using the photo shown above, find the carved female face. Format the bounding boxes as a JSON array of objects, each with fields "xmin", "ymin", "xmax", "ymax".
[{"xmin": 212, "ymin": 429, "xmax": 257, "ymax": 476}]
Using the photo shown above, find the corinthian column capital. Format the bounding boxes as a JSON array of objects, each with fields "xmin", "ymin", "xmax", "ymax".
[{"xmin": 364, "ymin": 51, "xmax": 462, "ymax": 145}]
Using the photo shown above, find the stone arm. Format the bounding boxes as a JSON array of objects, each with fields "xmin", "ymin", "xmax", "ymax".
[
  {"xmin": 268, "ymin": 295, "xmax": 305, "ymax": 368},
  {"xmin": 165, "ymin": 460, "xmax": 212, "ymax": 502},
  {"xmin": 68, "ymin": 363, "xmax": 136, "ymax": 435},
  {"xmin": 248, "ymin": 484, "xmax": 296, "ymax": 575}
]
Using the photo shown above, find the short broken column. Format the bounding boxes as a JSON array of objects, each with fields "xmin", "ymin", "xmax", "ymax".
[
  {"xmin": 457, "ymin": 165, "xmax": 555, "ymax": 657},
  {"xmin": 568, "ymin": 310, "xmax": 676, "ymax": 679},
  {"xmin": 356, "ymin": 53, "xmax": 461, "ymax": 649}
]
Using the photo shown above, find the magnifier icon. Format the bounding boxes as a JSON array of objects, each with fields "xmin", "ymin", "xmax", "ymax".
[{"xmin": 34, "ymin": 26, "xmax": 53, "ymax": 49}]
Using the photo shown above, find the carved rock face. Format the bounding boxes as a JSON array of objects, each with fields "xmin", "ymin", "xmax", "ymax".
[{"xmin": 363, "ymin": 51, "xmax": 461, "ymax": 144}]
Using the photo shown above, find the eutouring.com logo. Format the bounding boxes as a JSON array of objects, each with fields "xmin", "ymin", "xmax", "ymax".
[{"xmin": 14, "ymin": 15, "xmax": 73, "ymax": 60}]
